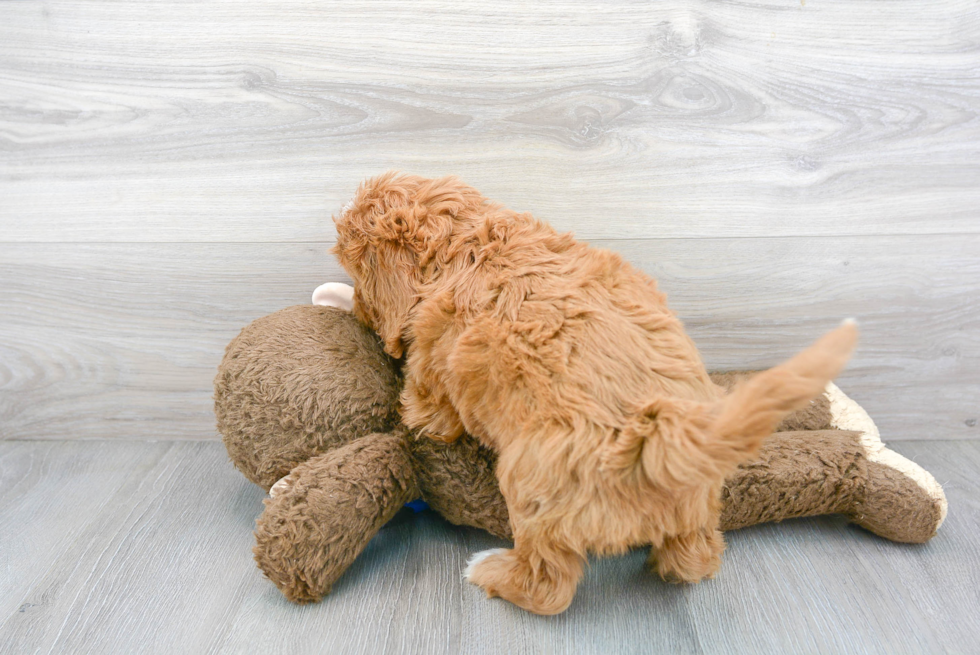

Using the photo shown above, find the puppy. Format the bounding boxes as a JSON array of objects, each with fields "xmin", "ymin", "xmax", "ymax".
[{"xmin": 333, "ymin": 172, "xmax": 857, "ymax": 615}]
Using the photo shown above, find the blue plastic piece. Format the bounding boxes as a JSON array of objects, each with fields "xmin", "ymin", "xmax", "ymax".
[{"xmin": 404, "ymin": 499, "xmax": 429, "ymax": 513}]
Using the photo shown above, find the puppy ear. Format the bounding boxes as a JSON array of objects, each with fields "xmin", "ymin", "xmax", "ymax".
[{"xmin": 370, "ymin": 240, "xmax": 420, "ymax": 359}]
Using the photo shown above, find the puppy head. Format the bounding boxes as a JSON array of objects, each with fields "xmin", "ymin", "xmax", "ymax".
[{"xmin": 332, "ymin": 172, "xmax": 481, "ymax": 358}]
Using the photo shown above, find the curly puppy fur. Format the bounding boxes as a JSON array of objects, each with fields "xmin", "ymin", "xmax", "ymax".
[{"xmin": 332, "ymin": 172, "xmax": 858, "ymax": 614}]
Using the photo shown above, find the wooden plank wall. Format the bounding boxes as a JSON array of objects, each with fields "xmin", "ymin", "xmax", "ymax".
[{"xmin": 2, "ymin": 0, "xmax": 978, "ymax": 441}]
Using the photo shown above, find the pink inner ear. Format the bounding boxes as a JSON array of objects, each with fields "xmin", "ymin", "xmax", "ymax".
[{"xmin": 312, "ymin": 282, "xmax": 355, "ymax": 311}]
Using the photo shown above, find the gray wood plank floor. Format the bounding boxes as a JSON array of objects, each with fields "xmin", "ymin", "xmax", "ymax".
[{"xmin": 0, "ymin": 438, "xmax": 977, "ymax": 654}]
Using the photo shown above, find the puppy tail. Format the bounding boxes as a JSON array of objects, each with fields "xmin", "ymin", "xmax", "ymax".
[
  {"xmin": 603, "ymin": 320, "xmax": 859, "ymax": 487},
  {"xmin": 709, "ymin": 319, "xmax": 859, "ymax": 458}
]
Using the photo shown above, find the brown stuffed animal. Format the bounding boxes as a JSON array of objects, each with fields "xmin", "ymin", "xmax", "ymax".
[{"xmin": 214, "ymin": 303, "xmax": 947, "ymax": 605}]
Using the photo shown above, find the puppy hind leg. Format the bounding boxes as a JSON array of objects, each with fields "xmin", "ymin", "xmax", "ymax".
[
  {"xmin": 649, "ymin": 526, "xmax": 725, "ymax": 584},
  {"xmin": 465, "ymin": 540, "xmax": 585, "ymax": 615}
]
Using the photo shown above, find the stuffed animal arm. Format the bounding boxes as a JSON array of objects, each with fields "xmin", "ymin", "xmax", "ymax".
[{"xmin": 215, "ymin": 296, "xmax": 947, "ymax": 605}]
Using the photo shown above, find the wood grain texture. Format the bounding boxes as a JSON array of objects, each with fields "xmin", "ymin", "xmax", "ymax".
[
  {"xmin": 0, "ymin": 440, "xmax": 267, "ymax": 654},
  {"xmin": 2, "ymin": 235, "xmax": 977, "ymax": 441},
  {"xmin": 0, "ymin": 439, "xmax": 977, "ymax": 654},
  {"xmin": 1, "ymin": 0, "xmax": 979, "ymax": 241},
  {"xmin": 2, "ymin": 2, "xmax": 977, "ymax": 650}
]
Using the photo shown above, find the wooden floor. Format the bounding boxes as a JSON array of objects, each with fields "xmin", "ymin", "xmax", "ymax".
[
  {"xmin": 0, "ymin": 438, "xmax": 977, "ymax": 654},
  {"xmin": 2, "ymin": 0, "xmax": 980, "ymax": 652}
]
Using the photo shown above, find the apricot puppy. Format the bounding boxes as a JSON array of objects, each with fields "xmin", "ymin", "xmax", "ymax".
[{"xmin": 333, "ymin": 173, "xmax": 858, "ymax": 615}]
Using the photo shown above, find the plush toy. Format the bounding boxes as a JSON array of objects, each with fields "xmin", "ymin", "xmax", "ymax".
[{"xmin": 214, "ymin": 290, "xmax": 947, "ymax": 605}]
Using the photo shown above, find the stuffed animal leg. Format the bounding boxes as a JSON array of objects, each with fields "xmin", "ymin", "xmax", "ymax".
[
  {"xmin": 253, "ymin": 432, "xmax": 417, "ymax": 603},
  {"xmin": 719, "ymin": 427, "xmax": 947, "ymax": 543},
  {"xmin": 710, "ymin": 373, "xmax": 947, "ymax": 542}
]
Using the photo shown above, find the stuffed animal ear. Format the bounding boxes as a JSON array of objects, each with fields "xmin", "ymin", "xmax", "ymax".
[{"xmin": 311, "ymin": 282, "xmax": 355, "ymax": 310}]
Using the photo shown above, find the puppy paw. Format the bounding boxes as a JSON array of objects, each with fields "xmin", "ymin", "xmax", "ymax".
[
  {"xmin": 463, "ymin": 547, "xmax": 581, "ymax": 615},
  {"xmin": 651, "ymin": 529, "xmax": 724, "ymax": 584},
  {"xmin": 463, "ymin": 548, "xmax": 509, "ymax": 584}
]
